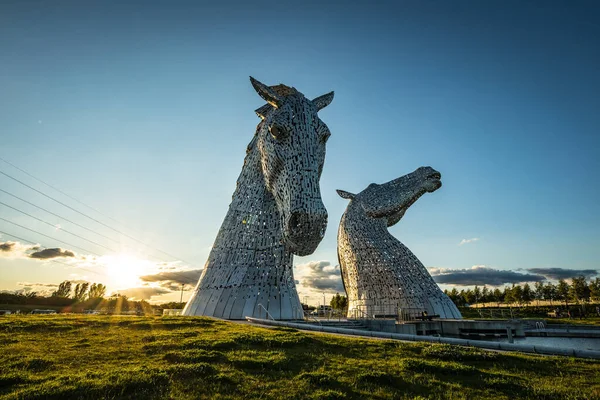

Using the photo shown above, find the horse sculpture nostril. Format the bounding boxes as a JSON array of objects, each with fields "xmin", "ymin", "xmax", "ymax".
[{"xmin": 288, "ymin": 211, "xmax": 304, "ymax": 233}]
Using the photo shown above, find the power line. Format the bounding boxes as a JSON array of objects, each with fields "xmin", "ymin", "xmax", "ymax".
[
  {"xmin": 0, "ymin": 188, "xmax": 128, "ymax": 247},
  {"xmin": 0, "ymin": 188, "xmax": 178, "ymax": 264},
  {"xmin": 0, "ymin": 167, "xmax": 193, "ymax": 265},
  {"xmin": 0, "ymin": 230, "xmax": 103, "ymax": 277},
  {"xmin": 0, "ymin": 199, "xmax": 199, "ymax": 285},
  {"xmin": 0, "ymin": 156, "xmax": 126, "ymax": 227},
  {"xmin": 0, "ymin": 200, "xmax": 117, "ymax": 253},
  {"xmin": 0, "ymin": 217, "xmax": 99, "ymax": 256}
]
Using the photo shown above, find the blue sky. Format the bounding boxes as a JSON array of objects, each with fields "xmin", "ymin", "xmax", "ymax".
[{"xmin": 1, "ymin": 1, "xmax": 599, "ymax": 304}]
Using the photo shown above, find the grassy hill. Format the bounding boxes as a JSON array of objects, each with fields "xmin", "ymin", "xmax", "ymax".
[{"xmin": 1, "ymin": 315, "xmax": 599, "ymax": 399}]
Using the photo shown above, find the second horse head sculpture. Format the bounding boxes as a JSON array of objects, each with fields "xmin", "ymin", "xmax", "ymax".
[{"xmin": 337, "ymin": 167, "xmax": 462, "ymax": 319}]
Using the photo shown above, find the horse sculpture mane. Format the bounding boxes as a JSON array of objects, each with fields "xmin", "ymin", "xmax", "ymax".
[
  {"xmin": 183, "ymin": 77, "xmax": 334, "ymax": 320},
  {"xmin": 337, "ymin": 167, "xmax": 462, "ymax": 319}
]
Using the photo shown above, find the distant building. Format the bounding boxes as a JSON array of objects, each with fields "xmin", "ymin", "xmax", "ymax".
[
  {"xmin": 0, "ymin": 310, "xmax": 12, "ymax": 315},
  {"xmin": 31, "ymin": 309, "xmax": 57, "ymax": 314},
  {"xmin": 163, "ymin": 309, "xmax": 182, "ymax": 316}
]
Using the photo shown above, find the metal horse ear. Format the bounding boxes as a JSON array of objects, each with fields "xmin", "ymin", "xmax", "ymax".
[
  {"xmin": 312, "ymin": 91, "xmax": 334, "ymax": 111},
  {"xmin": 250, "ymin": 76, "xmax": 283, "ymax": 108},
  {"xmin": 336, "ymin": 189, "xmax": 355, "ymax": 200}
]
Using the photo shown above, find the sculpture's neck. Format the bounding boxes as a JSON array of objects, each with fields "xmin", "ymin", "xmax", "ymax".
[
  {"xmin": 214, "ymin": 144, "xmax": 288, "ymax": 258},
  {"xmin": 340, "ymin": 202, "xmax": 392, "ymax": 242}
]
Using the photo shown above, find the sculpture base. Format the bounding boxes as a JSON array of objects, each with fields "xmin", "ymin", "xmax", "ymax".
[{"xmin": 183, "ymin": 285, "xmax": 303, "ymax": 320}]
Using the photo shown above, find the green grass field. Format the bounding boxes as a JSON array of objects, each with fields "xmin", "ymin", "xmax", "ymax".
[{"xmin": 1, "ymin": 315, "xmax": 599, "ymax": 400}]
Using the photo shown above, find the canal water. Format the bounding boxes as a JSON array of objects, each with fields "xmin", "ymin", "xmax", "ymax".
[{"xmin": 471, "ymin": 336, "xmax": 600, "ymax": 351}]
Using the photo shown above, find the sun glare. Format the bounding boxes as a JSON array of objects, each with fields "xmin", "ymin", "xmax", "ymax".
[{"xmin": 102, "ymin": 254, "xmax": 149, "ymax": 288}]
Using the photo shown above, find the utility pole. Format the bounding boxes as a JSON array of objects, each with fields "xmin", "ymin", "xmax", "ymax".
[{"xmin": 180, "ymin": 284, "xmax": 184, "ymax": 304}]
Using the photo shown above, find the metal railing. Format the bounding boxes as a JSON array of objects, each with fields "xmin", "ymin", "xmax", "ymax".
[
  {"xmin": 535, "ymin": 321, "xmax": 546, "ymax": 330},
  {"xmin": 292, "ymin": 305, "xmax": 307, "ymax": 321},
  {"xmin": 348, "ymin": 307, "xmax": 374, "ymax": 321},
  {"xmin": 476, "ymin": 307, "xmax": 515, "ymax": 320},
  {"xmin": 256, "ymin": 303, "xmax": 275, "ymax": 321},
  {"xmin": 303, "ymin": 310, "xmax": 322, "ymax": 325},
  {"xmin": 348, "ymin": 303, "xmax": 403, "ymax": 320}
]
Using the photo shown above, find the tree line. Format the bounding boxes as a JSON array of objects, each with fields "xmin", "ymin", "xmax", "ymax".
[
  {"xmin": 0, "ymin": 280, "xmax": 107, "ymax": 307},
  {"xmin": 0, "ymin": 280, "xmax": 158, "ymax": 314},
  {"xmin": 444, "ymin": 276, "xmax": 600, "ymax": 307}
]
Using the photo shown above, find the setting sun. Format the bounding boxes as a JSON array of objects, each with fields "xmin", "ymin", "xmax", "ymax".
[{"xmin": 101, "ymin": 254, "xmax": 150, "ymax": 289}]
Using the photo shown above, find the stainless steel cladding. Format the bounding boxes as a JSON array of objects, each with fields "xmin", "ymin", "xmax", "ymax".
[
  {"xmin": 337, "ymin": 167, "xmax": 462, "ymax": 319},
  {"xmin": 183, "ymin": 77, "xmax": 334, "ymax": 319}
]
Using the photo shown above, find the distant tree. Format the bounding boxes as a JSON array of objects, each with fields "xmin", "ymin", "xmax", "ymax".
[
  {"xmin": 503, "ymin": 286, "xmax": 513, "ymax": 305},
  {"xmin": 339, "ymin": 295, "xmax": 348, "ymax": 311},
  {"xmin": 522, "ymin": 283, "xmax": 533, "ymax": 305},
  {"xmin": 447, "ymin": 288, "xmax": 461, "ymax": 306},
  {"xmin": 481, "ymin": 286, "xmax": 489, "ymax": 304},
  {"xmin": 556, "ymin": 279, "xmax": 570, "ymax": 307},
  {"xmin": 52, "ymin": 281, "xmax": 72, "ymax": 298},
  {"xmin": 534, "ymin": 281, "xmax": 544, "ymax": 306},
  {"xmin": 330, "ymin": 293, "xmax": 340, "ymax": 309},
  {"xmin": 88, "ymin": 283, "xmax": 107, "ymax": 299},
  {"xmin": 589, "ymin": 278, "xmax": 600, "ymax": 302},
  {"xmin": 444, "ymin": 289, "xmax": 457, "ymax": 307},
  {"xmin": 458, "ymin": 290, "xmax": 466, "ymax": 306},
  {"xmin": 136, "ymin": 299, "xmax": 153, "ymax": 315},
  {"xmin": 543, "ymin": 282, "xmax": 557, "ymax": 306},
  {"xmin": 570, "ymin": 276, "xmax": 591, "ymax": 304},
  {"xmin": 105, "ymin": 294, "xmax": 130, "ymax": 313},
  {"xmin": 74, "ymin": 282, "xmax": 89, "ymax": 301},
  {"xmin": 330, "ymin": 293, "xmax": 348, "ymax": 312},
  {"xmin": 511, "ymin": 285, "xmax": 523, "ymax": 306},
  {"xmin": 463, "ymin": 289, "xmax": 475, "ymax": 305},
  {"xmin": 492, "ymin": 288, "xmax": 503, "ymax": 306},
  {"xmin": 157, "ymin": 301, "xmax": 186, "ymax": 310},
  {"xmin": 473, "ymin": 286, "xmax": 482, "ymax": 305}
]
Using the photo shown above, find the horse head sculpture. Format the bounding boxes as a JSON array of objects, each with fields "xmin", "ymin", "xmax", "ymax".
[
  {"xmin": 337, "ymin": 166, "xmax": 461, "ymax": 319},
  {"xmin": 337, "ymin": 166, "xmax": 442, "ymax": 226},
  {"xmin": 184, "ymin": 77, "xmax": 334, "ymax": 319},
  {"xmin": 250, "ymin": 77, "xmax": 333, "ymax": 256}
]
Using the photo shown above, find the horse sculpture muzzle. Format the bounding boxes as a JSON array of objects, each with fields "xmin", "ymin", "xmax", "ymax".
[{"xmin": 283, "ymin": 204, "xmax": 328, "ymax": 256}]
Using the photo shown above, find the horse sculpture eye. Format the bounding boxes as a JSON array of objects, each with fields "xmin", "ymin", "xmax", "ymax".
[{"xmin": 269, "ymin": 124, "xmax": 287, "ymax": 140}]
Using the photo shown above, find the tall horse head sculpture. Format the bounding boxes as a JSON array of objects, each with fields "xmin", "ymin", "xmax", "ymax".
[
  {"xmin": 337, "ymin": 167, "xmax": 462, "ymax": 319},
  {"xmin": 183, "ymin": 77, "xmax": 334, "ymax": 319},
  {"xmin": 250, "ymin": 77, "xmax": 332, "ymax": 256}
]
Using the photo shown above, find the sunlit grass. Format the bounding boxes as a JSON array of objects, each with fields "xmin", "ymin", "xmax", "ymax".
[{"xmin": 1, "ymin": 315, "xmax": 600, "ymax": 399}]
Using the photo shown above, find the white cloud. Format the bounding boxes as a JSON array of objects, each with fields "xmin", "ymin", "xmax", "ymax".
[
  {"xmin": 459, "ymin": 237, "xmax": 479, "ymax": 246},
  {"xmin": 294, "ymin": 260, "xmax": 344, "ymax": 296}
]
